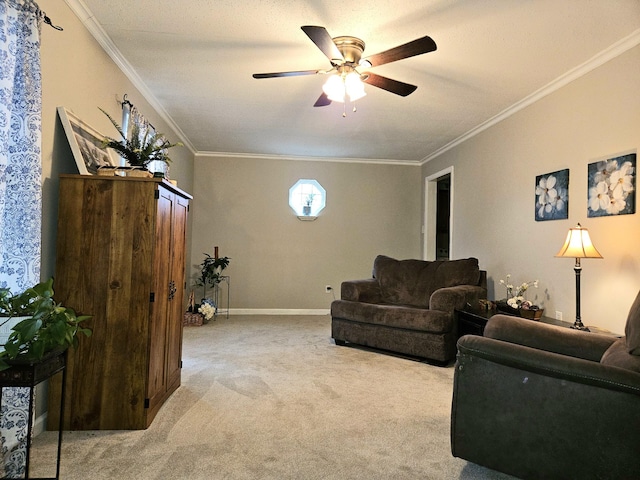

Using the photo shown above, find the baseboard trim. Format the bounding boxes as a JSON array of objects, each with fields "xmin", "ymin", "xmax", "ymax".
[{"xmin": 227, "ymin": 309, "xmax": 330, "ymax": 316}]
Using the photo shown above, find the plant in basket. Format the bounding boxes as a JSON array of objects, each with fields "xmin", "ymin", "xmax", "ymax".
[
  {"xmin": 497, "ymin": 274, "xmax": 543, "ymax": 319},
  {"xmin": 99, "ymin": 107, "xmax": 182, "ymax": 170}
]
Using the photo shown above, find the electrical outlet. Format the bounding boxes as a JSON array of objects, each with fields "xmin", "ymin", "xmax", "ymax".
[
  {"xmin": 555, "ymin": 311, "xmax": 563, "ymax": 320},
  {"xmin": 325, "ymin": 285, "xmax": 332, "ymax": 293}
]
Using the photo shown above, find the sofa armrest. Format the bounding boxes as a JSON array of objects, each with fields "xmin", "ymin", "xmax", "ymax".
[
  {"xmin": 457, "ymin": 334, "xmax": 640, "ymax": 395},
  {"xmin": 429, "ymin": 285, "xmax": 486, "ymax": 313},
  {"xmin": 340, "ymin": 279, "xmax": 382, "ymax": 303},
  {"xmin": 484, "ymin": 314, "xmax": 617, "ymax": 362}
]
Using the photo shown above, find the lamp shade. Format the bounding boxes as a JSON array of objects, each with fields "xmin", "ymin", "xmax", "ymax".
[
  {"xmin": 555, "ymin": 223, "xmax": 603, "ymax": 259},
  {"xmin": 345, "ymin": 72, "xmax": 366, "ymax": 101},
  {"xmin": 322, "ymin": 72, "xmax": 366, "ymax": 103},
  {"xmin": 322, "ymin": 75, "xmax": 346, "ymax": 102}
]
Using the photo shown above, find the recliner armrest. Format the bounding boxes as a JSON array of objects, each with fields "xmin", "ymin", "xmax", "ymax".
[
  {"xmin": 340, "ymin": 279, "xmax": 382, "ymax": 303},
  {"xmin": 484, "ymin": 314, "xmax": 616, "ymax": 362},
  {"xmin": 430, "ymin": 285, "xmax": 487, "ymax": 313},
  {"xmin": 457, "ymin": 334, "xmax": 640, "ymax": 395}
]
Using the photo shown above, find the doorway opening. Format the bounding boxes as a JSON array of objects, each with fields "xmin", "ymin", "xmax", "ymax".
[
  {"xmin": 436, "ymin": 175, "xmax": 451, "ymax": 260},
  {"xmin": 424, "ymin": 167, "xmax": 454, "ymax": 261}
]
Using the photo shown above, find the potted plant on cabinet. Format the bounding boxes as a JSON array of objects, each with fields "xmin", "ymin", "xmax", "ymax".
[
  {"xmin": 0, "ymin": 278, "xmax": 92, "ymax": 371},
  {"xmin": 99, "ymin": 107, "xmax": 182, "ymax": 175}
]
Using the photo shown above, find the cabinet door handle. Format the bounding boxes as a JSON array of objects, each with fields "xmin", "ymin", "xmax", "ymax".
[{"xmin": 168, "ymin": 280, "xmax": 177, "ymax": 300}]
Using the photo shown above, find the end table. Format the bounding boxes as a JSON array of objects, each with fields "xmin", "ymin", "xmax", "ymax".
[{"xmin": 455, "ymin": 308, "xmax": 571, "ymax": 338}]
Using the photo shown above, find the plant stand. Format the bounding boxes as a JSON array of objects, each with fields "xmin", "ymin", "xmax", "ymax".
[
  {"xmin": 214, "ymin": 276, "xmax": 230, "ymax": 319},
  {"xmin": 0, "ymin": 351, "xmax": 67, "ymax": 479}
]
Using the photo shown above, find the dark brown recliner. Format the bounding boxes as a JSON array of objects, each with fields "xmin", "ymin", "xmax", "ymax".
[
  {"xmin": 331, "ymin": 255, "xmax": 487, "ymax": 364},
  {"xmin": 451, "ymin": 290, "xmax": 640, "ymax": 479}
]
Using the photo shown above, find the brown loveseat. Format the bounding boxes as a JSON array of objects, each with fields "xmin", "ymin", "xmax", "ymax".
[
  {"xmin": 451, "ymin": 290, "xmax": 640, "ymax": 479},
  {"xmin": 331, "ymin": 255, "xmax": 487, "ymax": 364}
]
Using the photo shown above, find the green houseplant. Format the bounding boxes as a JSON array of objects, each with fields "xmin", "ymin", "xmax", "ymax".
[
  {"xmin": 99, "ymin": 107, "xmax": 182, "ymax": 169},
  {"xmin": 196, "ymin": 253, "xmax": 231, "ymax": 297},
  {"xmin": 0, "ymin": 278, "xmax": 92, "ymax": 371},
  {"xmin": 189, "ymin": 253, "xmax": 231, "ymax": 321}
]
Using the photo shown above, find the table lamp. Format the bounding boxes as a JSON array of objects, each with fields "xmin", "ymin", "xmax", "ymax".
[{"xmin": 555, "ymin": 223, "xmax": 602, "ymax": 331}]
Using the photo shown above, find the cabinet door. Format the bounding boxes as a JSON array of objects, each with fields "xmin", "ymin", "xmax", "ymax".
[
  {"xmin": 166, "ymin": 194, "xmax": 189, "ymax": 390},
  {"xmin": 147, "ymin": 187, "xmax": 174, "ymax": 412}
]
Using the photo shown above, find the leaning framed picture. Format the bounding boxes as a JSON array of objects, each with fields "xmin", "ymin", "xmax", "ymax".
[
  {"xmin": 535, "ymin": 168, "xmax": 569, "ymax": 221},
  {"xmin": 57, "ymin": 106, "xmax": 119, "ymax": 175},
  {"xmin": 587, "ymin": 153, "xmax": 636, "ymax": 217}
]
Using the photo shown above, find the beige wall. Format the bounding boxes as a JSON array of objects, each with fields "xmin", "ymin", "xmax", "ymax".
[
  {"xmin": 39, "ymin": 0, "xmax": 195, "ymax": 280},
  {"xmin": 190, "ymin": 156, "xmax": 422, "ymax": 311},
  {"xmin": 422, "ymin": 45, "xmax": 640, "ymax": 334},
  {"xmin": 38, "ymin": 2, "xmax": 638, "ymax": 332}
]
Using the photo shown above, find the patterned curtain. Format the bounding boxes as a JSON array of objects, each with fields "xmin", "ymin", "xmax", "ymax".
[
  {"xmin": 0, "ymin": 0, "xmax": 43, "ymax": 477},
  {"xmin": 0, "ymin": 0, "xmax": 42, "ymax": 291}
]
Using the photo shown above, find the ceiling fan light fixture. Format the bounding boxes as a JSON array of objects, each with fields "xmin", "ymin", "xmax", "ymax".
[
  {"xmin": 322, "ymin": 74, "xmax": 346, "ymax": 102},
  {"xmin": 345, "ymin": 72, "xmax": 366, "ymax": 101},
  {"xmin": 322, "ymin": 72, "xmax": 366, "ymax": 103}
]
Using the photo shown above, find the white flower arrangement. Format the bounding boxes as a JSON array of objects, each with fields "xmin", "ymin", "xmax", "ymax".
[
  {"xmin": 499, "ymin": 274, "xmax": 539, "ymax": 309},
  {"xmin": 198, "ymin": 302, "xmax": 216, "ymax": 321}
]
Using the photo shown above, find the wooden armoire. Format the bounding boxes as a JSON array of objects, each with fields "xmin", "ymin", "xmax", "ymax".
[{"xmin": 48, "ymin": 174, "xmax": 191, "ymax": 430}]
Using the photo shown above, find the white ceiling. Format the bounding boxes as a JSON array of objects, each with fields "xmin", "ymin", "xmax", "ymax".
[{"xmin": 71, "ymin": 0, "xmax": 640, "ymax": 164}]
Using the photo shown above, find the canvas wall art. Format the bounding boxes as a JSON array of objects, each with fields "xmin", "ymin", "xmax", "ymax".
[
  {"xmin": 535, "ymin": 168, "xmax": 569, "ymax": 221},
  {"xmin": 58, "ymin": 107, "xmax": 119, "ymax": 175},
  {"xmin": 587, "ymin": 153, "xmax": 636, "ymax": 217}
]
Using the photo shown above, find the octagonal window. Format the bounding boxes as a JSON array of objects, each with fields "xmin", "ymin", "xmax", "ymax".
[{"xmin": 289, "ymin": 179, "xmax": 326, "ymax": 217}]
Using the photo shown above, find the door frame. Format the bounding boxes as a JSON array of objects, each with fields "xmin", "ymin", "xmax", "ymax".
[{"xmin": 423, "ymin": 166, "xmax": 454, "ymax": 261}]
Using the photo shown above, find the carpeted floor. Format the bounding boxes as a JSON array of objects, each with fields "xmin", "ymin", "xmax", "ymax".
[{"xmin": 31, "ymin": 315, "xmax": 515, "ymax": 479}]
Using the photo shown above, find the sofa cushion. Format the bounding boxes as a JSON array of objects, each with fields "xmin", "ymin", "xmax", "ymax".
[
  {"xmin": 601, "ymin": 337, "xmax": 640, "ymax": 374},
  {"xmin": 331, "ymin": 299, "xmax": 453, "ymax": 333},
  {"xmin": 373, "ymin": 255, "xmax": 480, "ymax": 308},
  {"xmin": 624, "ymin": 289, "xmax": 640, "ymax": 355},
  {"xmin": 436, "ymin": 257, "xmax": 481, "ymax": 289}
]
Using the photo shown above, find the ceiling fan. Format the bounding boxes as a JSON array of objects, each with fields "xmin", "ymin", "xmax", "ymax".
[{"xmin": 253, "ymin": 26, "xmax": 437, "ymax": 112}]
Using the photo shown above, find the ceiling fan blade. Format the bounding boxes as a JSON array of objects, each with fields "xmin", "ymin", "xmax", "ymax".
[
  {"xmin": 362, "ymin": 35, "xmax": 437, "ymax": 67},
  {"xmin": 313, "ymin": 92, "xmax": 332, "ymax": 107},
  {"xmin": 301, "ymin": 25, "xmax": 343, "ymax": 63},
  {"xmin": 362, "ymin": 72, "xmax": 417, "ymax": 97},
  {"xmin": 253, "ymin": 70, "xmax": 320, "ymax": 79}
]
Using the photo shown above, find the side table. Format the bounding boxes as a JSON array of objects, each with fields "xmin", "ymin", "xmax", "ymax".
[
  {"xmin": 456, "ymin": 308, "xmax": 572, "ymax": 338},
  {"xmin": 0, "ymin": 350, "xmax": 67, "ymax": 479}
]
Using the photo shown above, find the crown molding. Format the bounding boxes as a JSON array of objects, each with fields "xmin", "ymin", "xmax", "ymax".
[
  {"xmin": 195, "ymin": 150, "xmax": 421, "ymax": 166},
  {"xmin": 421, "ymin": 28, "xmax": 640, "ymax": 165},
  {"xmin": 64, "ymin": 0, "xmax": 196, "ymax": 154}
]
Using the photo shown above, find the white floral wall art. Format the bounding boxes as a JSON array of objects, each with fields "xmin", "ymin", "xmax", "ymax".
[
  {"xmin": 588, "ymin": 153, "xmax": 636, "ymax": 217},
  {"xmin": 535, "ymin": 169, "xmax": 569, "ymax": 221}
]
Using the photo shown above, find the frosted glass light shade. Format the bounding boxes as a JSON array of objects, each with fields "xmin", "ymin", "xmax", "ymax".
[
  {"xmin": 322, "ymin": 73, "xmax": 366, "ymax": 103},
  {"xmin": 322, "ymin": 75, "xmax": 345, "ymax": 102},
  {"xmin": 345, "ymin": 72, "xmax": 366, "ymax": 101}
]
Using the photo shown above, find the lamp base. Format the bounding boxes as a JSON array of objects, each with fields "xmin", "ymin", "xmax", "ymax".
[{"xmin": 570, "ymin": 321, "xmax": 590, "ymax": 332}]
